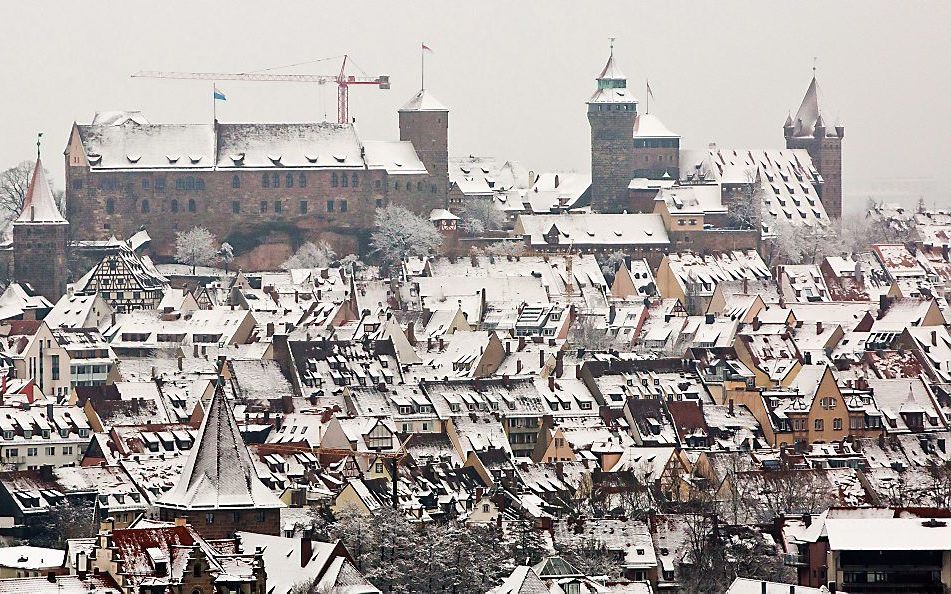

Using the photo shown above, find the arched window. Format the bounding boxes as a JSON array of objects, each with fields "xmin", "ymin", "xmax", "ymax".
[
  {"xmin": 394, "ymin": 181, "xmax": 400, "ymax": 191},
  {"xmin": 351, "ymin": 173, "xmax": 359, "ymax": 188},
  {"xmin": 271, "ymin": 173, "xmax": 280, "ymax": 188},
  {"xmin": 260, "ymin": 201, "xmax": 267, "ymax": 213},
  {"xmin": 170, "ymin": 199, "xmax": 179, "ymax": 213},
  {"xmin": 331, "ymin": 172, "xmax": 338, "ymax": 188},
  {"xmin": 286, "ymin": 173, "xmax": 294, "ymax": 188},
  {"xmin": 105, "ymin": 198, "xmax": 115, "ymax": 214},
  {"xmin": 188, "ymin": 199, "xmax": 196, "ymax": 213},
  {"xmin": 417, "ymin": 181, "xmax": 423, "ymax": 192},
  {"xmin": 141, "ymin": 199, "xmax": 150, "ymax": 214},
  {"xmin": 262, "ymin": 173, "xmax": 270, "ymax": 188},
  {"xmin": 299, "ymin": 173, "xmax": 307, "ymax": 188},
  {"xmin": 232, "ymin": 175, "xmax": 240, "ymax": 189},
  {"xmin": 341, "ymin": 173, "xmax": 349, "ymax": 188}
]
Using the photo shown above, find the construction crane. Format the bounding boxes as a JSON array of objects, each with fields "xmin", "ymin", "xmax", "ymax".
[{"xmin": 132, "ymin": 55, "xmax": 390, "ymax": 124}]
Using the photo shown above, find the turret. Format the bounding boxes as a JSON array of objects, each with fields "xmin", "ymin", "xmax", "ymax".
[{"xmin": 783, "ymin": 113, "xmax": 795, "ymax": 139}]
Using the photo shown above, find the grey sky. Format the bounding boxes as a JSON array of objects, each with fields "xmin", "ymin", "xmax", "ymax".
[{"xmin": 3, "ymin": 1, "xmax": 949, "ymax": 212}]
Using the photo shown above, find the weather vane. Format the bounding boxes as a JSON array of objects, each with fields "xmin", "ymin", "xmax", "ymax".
[{"xmin": 36, "ymin": 132, "xmax": 43, "ymax": 160}]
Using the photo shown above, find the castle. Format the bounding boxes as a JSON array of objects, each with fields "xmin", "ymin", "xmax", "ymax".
[
  {"xmin": 63, "ymin": 88, "xmax": 449, "ymax": 266},
  {"xmin": 588, "ymin": 45, "xmax": 844, "ymax": 220}
]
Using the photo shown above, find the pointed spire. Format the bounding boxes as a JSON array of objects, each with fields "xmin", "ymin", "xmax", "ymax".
[
  {"xmin": 15, "ymin": 158, "xmax": 67, "ymax": 225},
  {"xmin": 791, "ymin": 72, "xmax": 835, "ymax": 138},
  {"xmin": 597, "ymin": 37, "xmax": 626, "ymax": 81},
  {"xmin": 157, "ymin": 382, "xmax": 283, "ymax": 510}
]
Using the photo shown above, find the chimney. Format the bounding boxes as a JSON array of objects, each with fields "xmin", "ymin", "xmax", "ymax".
[
  {"xmin": 47, "ymin": 572, "xmax": 55, "ymax": 584},
  {"xmin": 177, "ymin": 356, "xmax": 183, "ymax": 371},
  {"xmin": 803, "ymin": 513, "xmax": 812, "ymax": 527},
  {"xmin": 174, "ymin": 517, "xmax": 187, "ymax": 527},
  {"xmin": 518, "ymin": 336, "xmax": 526, "ymax": 351},
  {"xmin": 728, "ymin": 399, "xmax": 734, "ymax": 416},
  {"xmin": 743, "ymin": 277, "xmax": 749, "ymax": 294},
  {"xmin": 193, "ymin": 343, "xmax": 199, "ymax": 357},
  {"xmin": 300, "ymin": 537, "xmax": 312, "ymax": 568},
  {"xmin": 539, "ymin": 349, "xmax": 546, "ymax": 369},
  {"xmin": 609, "ymin": 304, "xmax": 617, "ymax": 324},
  {"xmin": 816, "ymin": 321, "xmax": 823, "ymax": 335},
  {"xmin": 46, "ymin": 402, "xmax": 54, "ymax": 421},
  {"xmin": 761, "ymin": 582, "xmax": 767, "ymax": 594},
  {"xmin": 548, "ymin": 375, "xmax": 555, "ymax": 391},
  {"xmin": 554, "ymin": 174, "xmax": 560, "ymax": 189},
  {"xmin": 555, "ymin": 350, "xmax": 564, "ymax": 378},
  {"xmin": 752, "ymin": 317, "xmax": 762, "ymax": 331},
  {"xmin": 516, "ymin": 359, "xmax": 523, "ymax": 374},
  {"xmin": 705, "ymin": 313, "xmax": 715, "ymax": 324},
  {"xmin": 505, "ymin": 341, "xmax": 511, "ymax": 355},
  {"xmin": 932, "ymin": 330, "xmax": 938, "ymax": 347}
]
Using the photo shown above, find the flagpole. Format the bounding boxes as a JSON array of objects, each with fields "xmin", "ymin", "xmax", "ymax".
[
  {"xmin": 421, "ymin": 44, "xmax": 425, "ymax": 90},
  {"xmin": 212, "ymin": 81, "xmax": 217, "ymax": 123},
  {"xmin": 645, "ymin": 78, "xmax": 649, "ymax": 114}
]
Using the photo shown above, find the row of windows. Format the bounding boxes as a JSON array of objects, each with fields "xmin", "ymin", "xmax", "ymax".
[
  {"xmin": 110, "ymin": 197, "xmax": 386, "ymax": 215},
  {"xmin": 263, "ymin": 173, "xmax": 308, "ymax": 189},
  {"xmin": 238, "ymin": 199, "xmax": 350, "ymax": 214},
  {"xmin": 4, "ymin": 446, "xmax": 74, "ymax": 458},
  {"xmin": 635, "ymin": 139, "xmax": 679, "ymax": 149}
]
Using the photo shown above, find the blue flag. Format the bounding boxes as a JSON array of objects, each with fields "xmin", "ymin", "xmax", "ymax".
[{"xmin": 213, "ymin": 86, "xmax": 227, "ymax": 101}]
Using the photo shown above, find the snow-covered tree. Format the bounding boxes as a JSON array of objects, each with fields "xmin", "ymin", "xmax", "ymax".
[
  {"xmin": 370, "ymin": 206, "xmax": 442, "ymax": 270},
  {"xmin": 483, "ymin": 240, "xmax": 526, "ymax": 257},
  {"xmin": 597, "ymin": 250, "xmax": 627, "ymax": 284},
  {"xmin": 219, "ymin": 242, "xmax": 234, "ymax": 272},
  {"xmin": 459, "ymin": 197, "xmax": 506, "ymax": 233},
  {"xmin": 282, "ymin": 241, "xmax": 336, "ymax": 270},
  {"xmin": 175, "ymin": 226, "xmax": 218, "ymax": 274}
]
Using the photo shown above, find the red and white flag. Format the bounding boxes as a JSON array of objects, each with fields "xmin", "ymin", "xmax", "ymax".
[{"xmin": 422, "ymin": 43, "xmax": 433, "ymax": 52}]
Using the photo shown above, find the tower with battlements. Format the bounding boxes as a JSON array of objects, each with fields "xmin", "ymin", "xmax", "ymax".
[{"xmin": 784, "ymin": 75, "xmax": 844, "ymax": 220}]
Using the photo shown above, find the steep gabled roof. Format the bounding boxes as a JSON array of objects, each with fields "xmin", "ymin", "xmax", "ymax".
[
  {"xmin": 157, "ymin": 382, "xmax": 283, "ymax": 510},
  {"xmin": 15, "ymin": 158, "xmax": 67, "ymax": 225}
]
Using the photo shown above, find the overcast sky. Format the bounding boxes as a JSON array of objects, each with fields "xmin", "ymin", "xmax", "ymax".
[{"xmin": 3, "ymin": 1, "xmax": 949, "ymax": 213}]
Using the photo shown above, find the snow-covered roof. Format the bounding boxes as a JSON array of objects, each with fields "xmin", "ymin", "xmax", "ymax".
[
  {"xmin": 824, "ymin": 517, "xmax": 951, "ymax": 551},
  {"xmin": 156, "ymin": 382, "xmax": 283, "ymax": 511},
  {"xmin": 15, "ymin": 158, "xmax": 67, "ymax": 225},
  {"xmin": 517, "ymin": 213, "xmax": 669, "ymax": 248},
  {"xmin": 399, "ymin": 89, "xmax": 448, "ymax": 112},
  {"xmin": 634, "ymin": 113, "xmax": 678, "ymax": 138}
]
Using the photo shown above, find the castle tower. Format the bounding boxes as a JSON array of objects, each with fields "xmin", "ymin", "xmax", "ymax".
[
  {"xmin": 12, "ymin": 158, "xmax": 69, "ymax": 302},
  {"xmin": 784, "ymin": 74, "xmax": 844, "ymax": 220},
  {"xmin": 156, "ymin": 380, "xmax": 283, "ymax": 539},
  {"xmin": 399, "ymin": 89, "xmax": 449, "ymax": 211},
  {"xmin": 588, "ymin": 41, "xmax": 638, "ymax": 213}
]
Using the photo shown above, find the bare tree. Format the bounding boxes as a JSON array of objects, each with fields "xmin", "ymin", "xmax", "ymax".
[
  {"xmin": 175, "ymin": 226, "xmax": 218, "ymax": 274},
  {"xmin": 282, "ymin": 241, "xmax": 336, "ymax": 270},
  {"xmin": 370, "ymin": 206, "xmax": 443, "ymax": 271}
]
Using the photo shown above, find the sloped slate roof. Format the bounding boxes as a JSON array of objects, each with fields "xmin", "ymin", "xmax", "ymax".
[
  {"xmin": 16, "ymin": 158, "xmax": 67, "ymax": 224},
  {"xmin": 157, "ymin": 382, "xmax": 283, "ymax": 510}
]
